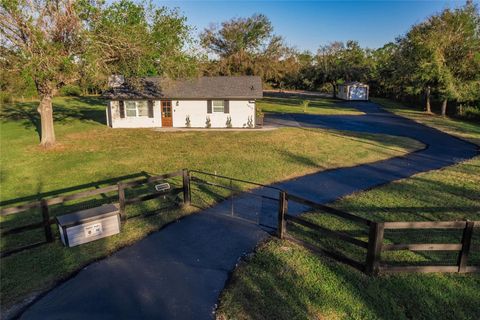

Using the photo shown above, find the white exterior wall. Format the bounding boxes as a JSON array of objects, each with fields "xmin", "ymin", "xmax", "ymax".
[
  {"xmin": 108, "ymin": 100, "xmax": 162, "ymax": 128},
  {"xmin": 107, "ymin": 99, "xmax": 256, "ymax": 128},
  {"xmin": 172, "ymin": 100, "xmax": 255, "ymax": 128}
]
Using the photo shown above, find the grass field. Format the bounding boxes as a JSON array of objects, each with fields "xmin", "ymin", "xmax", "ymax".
[
  {"xmin": 372, "ymin": 97, "xmax": 480, "ymax": 146},
  {"xmin": 0, "ymin": 96, "xmax": 421, "ymax": 311},
  {"xmin": 259, "ymin": 95, "xmax": 363, "ymax": 115},
  {"xmin": 217, "ymin": 104, "xmax": 480, "ymax": 320}
]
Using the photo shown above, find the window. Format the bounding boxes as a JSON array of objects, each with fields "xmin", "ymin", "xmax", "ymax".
[
  {"xmin": 126, "ymin": 101, "xmax": 137, "ymax": 117},
  {"xmin": 212, "ymin": 100, "xmax": 224, "ymax": 113},
  {"xmin": 137, "ymin": 101, "xmax": 148, "ymax": 117},
  {"xmin": 125, "ymin": 101, "xmax": 149, "ymax": 117}
]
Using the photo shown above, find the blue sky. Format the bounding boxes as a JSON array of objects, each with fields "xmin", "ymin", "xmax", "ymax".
[{"xmin": 156, "ymin": 0, "xmax": 475, "ymax": 51}]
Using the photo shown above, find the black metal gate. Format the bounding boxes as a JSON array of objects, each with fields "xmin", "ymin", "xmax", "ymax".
[{"xmin": 188, "ymin": 170, "xmax": 282, "ymax": 229}]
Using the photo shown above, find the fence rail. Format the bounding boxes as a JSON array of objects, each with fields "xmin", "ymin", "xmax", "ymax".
[
  {"xmin": 0, "ymin": 170, "xmax": 187, "ymax": 257},
  {"xmin": 2, "ymin": 169, "xmax": 479, "ymax": 276},
  {"xmin": 278, "ymin": 192, "xmax": 480, "ymax": 275},
  {"xmin": 378, "ymin": 219, "xmax": 477, "ymax": 274}
]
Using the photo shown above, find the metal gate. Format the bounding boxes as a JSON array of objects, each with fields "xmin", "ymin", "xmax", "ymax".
[{"xmin": 188, "ymin": 170, "xmax": 282, "ymax": 229}]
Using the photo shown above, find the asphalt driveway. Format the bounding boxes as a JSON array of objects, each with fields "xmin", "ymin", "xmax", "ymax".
[{"xmin": 19, "ymin": 100, "xmax": 478, "ymax": 319}]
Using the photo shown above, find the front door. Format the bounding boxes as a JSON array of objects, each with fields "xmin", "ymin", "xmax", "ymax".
[{"xmin": 161, "ymin": 100, "xmax": 173, "ymax": 127}]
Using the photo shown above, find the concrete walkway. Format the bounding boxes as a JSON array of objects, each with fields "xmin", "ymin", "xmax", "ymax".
[{"xmin": 19, "ymin": 101, "xmax": 478, "ymax": 319}]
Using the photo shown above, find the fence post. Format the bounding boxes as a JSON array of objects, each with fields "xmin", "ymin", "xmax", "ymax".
[
  {"xmin": 118, "ymin": 182, "xmax": 126, "ymax": 220},
  {"xmin": 41, "ymin": 199, "xmax": 53, "ymax": 242},
  {"xmin": 277, "ymin": 191, "xmax": 288, "ymax": 239},
  {"xmin": 182, "ymin": 169, "xmax": 191, "ymax": 206},
  {"xmin": 365, "ymin": 222, "xmax": 384, "ymax": 276},
  {"xmin": 458, "ymin": 221, "xmax": 474, "ymax": 273}
]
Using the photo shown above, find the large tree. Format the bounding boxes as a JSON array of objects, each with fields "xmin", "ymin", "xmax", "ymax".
[
  {"xmin": 369, "ymin": 43, "xmax": 402, "ymax": 99},
  {"xmin": 397, "ymin": 3, "xmax": 480, "ymax": 115},
  {"xmin": 200, "ymin": 14, "xmax": 288, "ymax": 82},
  {"xmin": 0, "ymin": 0, "xmax": 196, "ymax": 147},
  {"xmin": 315, "ymin": 41, "xmax": 371, "ymax": 97},
  {"xmin": 315, "ymin": 42, "xmax": 344, "ymax": 97}
]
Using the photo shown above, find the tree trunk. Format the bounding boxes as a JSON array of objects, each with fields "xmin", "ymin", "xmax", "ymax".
[
  {"xmin": 332, "ymin": 82, "xmax": 337, "ymax": 98},
  {"xmin": 37, "ymin": 95, "xmax": 56, "ymax": 147},
  {"xmin": 425, "ymin": 86, "xmax": 432, "ymax": 114},
  {"xmin": 441, "ymin": 99, "xmax": 448, "ymax": 117}
]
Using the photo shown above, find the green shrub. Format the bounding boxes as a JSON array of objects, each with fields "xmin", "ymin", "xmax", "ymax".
[
  {"xmin": 457, "ymin": 104, "xmax": 480, "ymax": 121},
  {"xmin": 302, "ymin": 100, "xmax": 310, "ymax": 112},
  {"xmin": 0, "ymin": 92, "xmax": 13, "ymax": 104},
  {"xmin": 247, "ymin": 115, "xmax": 254, "ymax": 128},
  {"xmin": 205, "ymin": 116, "xmax": 211, "ymax": 128},
  {"xmin": 59, "ymin": 85, "xmax": 82, "ymax": 96}
]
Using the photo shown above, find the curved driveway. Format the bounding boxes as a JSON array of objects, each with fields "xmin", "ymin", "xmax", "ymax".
[{"xmin": 19, "ymin": 101, "xmax": 478, "ymax": 320}]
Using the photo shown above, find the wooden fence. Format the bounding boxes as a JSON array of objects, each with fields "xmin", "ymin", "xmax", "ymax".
[
  {"xmin": 278, "ymin": 192, "xmax": 479, "ymax": 275},
  {"xmin": 379, "ymin": 221, "xmax": 478, "ymax": 274},
  {"xmin": 2, "ymin": 170, "xmax": 479, "ymax": 275},
  {"xmin": 0, "ymin": 169, "xmax": 189, "ymax": 257}
]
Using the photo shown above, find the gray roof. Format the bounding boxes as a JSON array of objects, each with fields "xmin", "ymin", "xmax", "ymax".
[{"xmin": 102, "ymin": 76, "xmax": 263, "ymax": 100}]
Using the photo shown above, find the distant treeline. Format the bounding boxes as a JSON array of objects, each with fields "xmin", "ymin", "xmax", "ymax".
[{"xmin": 2, "ymin": 1, "xmax": 479, "ymax": 120}]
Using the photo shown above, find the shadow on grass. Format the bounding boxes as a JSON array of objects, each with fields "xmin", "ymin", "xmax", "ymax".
[
  {"xmin": 0, "ymin": 97, "xmax": 107, "ymax": 140},
  {"xmin": 220, "ymin": 238, "xmax": 480, "ymax": 320},
  {"xmin": 280, "ymin": 150, "xmax": 326, "ymax": 170},
  {"xmin": 0, "ymin": 171, "xmax": 151, "ymax": 207},
  {"xmin": 0, "ymin": 171, "xmax": 160, "ymax": 257},
  {"xmin": 1, "ymin": 190, "xmax": 188, "ymax": 317}
]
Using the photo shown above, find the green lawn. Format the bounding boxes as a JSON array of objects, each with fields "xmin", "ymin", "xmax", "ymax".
[
  {"xmin": 0, "ymin": 96, "xmax": 421, "ymax": 311},
  {"xmin": 217, "ymin": 105, "xmax": 480, "ymax": 320},
  {"xmin": 372, "ymin": 97, "xmax": 480, "ymax": 146},
  {"xmin": 259, "ymin": 95, "xmax": 363, "ymax": 115}
]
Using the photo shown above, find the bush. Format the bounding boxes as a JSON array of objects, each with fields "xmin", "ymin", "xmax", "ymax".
[
  {"xmin": 0, "ymin": 92, "xmax": 13, "ymax": 104},
  {"xmin": 318, "ymin": 83, "xmax": 333, "ymax": 94},
  {"xmin": 302, "ymin": 100, "xmax": 310, "ymax": 112},
  {"xmin": 205, "ymin": 116, "xmax": 211, "ymax": 128},
  {"xmin": 226, "ymin": 116, "xmax": 232, "ymax": 128},
  {"xmin": 247, "ymin": 115, "xmax": 254, "ymax": 128},
  {"xmin": 59, "ymin": 85, "xmax": 82, "ymax": 96},
  {"xmin": 457, "ymin": 104, "xmax": 480, "ymax": 121}
]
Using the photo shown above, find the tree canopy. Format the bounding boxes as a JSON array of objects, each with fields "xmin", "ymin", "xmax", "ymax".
[
  {"xmin": 1, "ymin": 1, "xmax": 479, "ymax": 148},
  {"xmin": 0, "ymin": 0, "xmax": 197, "ymax": 146},
  {"xmin": 200, "ymin": 14, "xmax": 291, "ymax": 84}
]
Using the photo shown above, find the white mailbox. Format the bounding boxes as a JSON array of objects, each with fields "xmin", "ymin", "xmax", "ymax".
[{"xmin": 57, "ymin": 204, "xmax": 121, "ymax": 247}]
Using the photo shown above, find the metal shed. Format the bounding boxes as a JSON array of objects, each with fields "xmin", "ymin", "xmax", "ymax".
[{"xmin": 337, "ymin": 82, "xmax": 369, "ymax": 101}]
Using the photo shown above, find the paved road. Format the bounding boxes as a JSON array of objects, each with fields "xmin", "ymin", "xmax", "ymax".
[{"xmin": 19, "ymin": 101, "xmax": 478, "ymax": 320}]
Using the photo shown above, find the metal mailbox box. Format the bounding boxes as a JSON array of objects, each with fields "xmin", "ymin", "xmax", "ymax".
[{"xmin": 57, "ymin": 204, "xmax": 121, "ymax": 247}]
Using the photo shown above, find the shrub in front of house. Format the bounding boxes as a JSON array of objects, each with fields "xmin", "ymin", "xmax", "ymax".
[
  {"xmin": 226, "ymin": 116, "xmax": 232, "ymax": 128},
  {"xmin": 205, "ymin": 116, "xmax": 211, "ymax": 128},
  {"xmin": 247, "ymin": 116, "xmax": 254, "ymax": 128},
  {"xmin": 185, "ymin": 115, "xmax": 191, "ymax": 128}
]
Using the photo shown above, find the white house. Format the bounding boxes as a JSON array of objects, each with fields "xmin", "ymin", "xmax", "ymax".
[
  {"xmin": 337, "ymin": 82, "xmax": 369, "ymax": 101},
  {"xmin": 102, "ymin": 76, "xmax": 263, "ymax": 128}
]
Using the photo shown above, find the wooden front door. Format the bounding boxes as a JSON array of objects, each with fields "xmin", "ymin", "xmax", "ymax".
[{"xmin": 161, "ymin": 100, "xmax": 173, "ymax": 127}]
